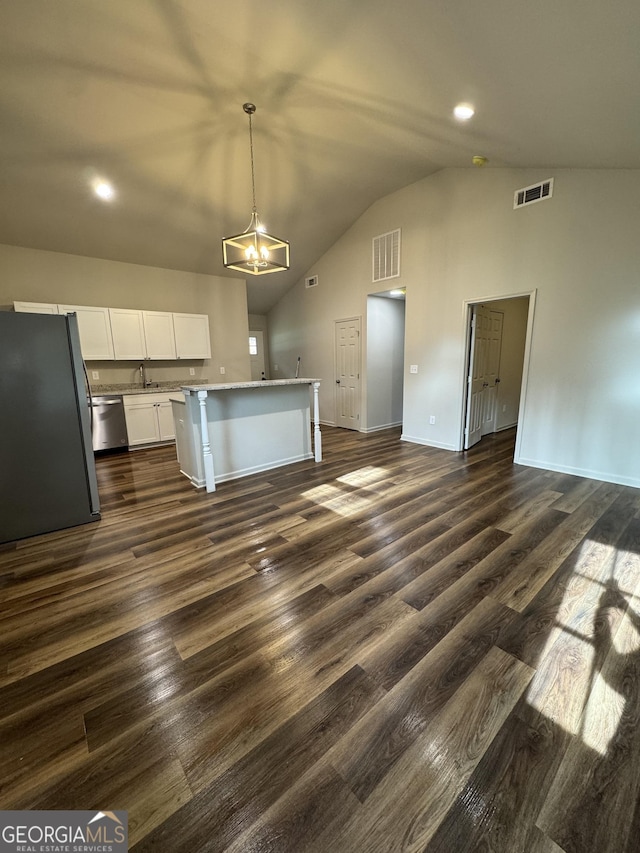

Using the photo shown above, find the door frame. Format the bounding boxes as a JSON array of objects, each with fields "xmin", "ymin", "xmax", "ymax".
[{"xmin": 458, "ymin": 289, "xmax": 537, "ymax": 464}]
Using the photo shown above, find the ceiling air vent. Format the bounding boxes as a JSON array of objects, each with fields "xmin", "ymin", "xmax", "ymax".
[
  {"xmin": 514, "ymin": 178, "xmax": 554, "ymax": 209},
  {"xmin": 305, "ymin": 274, "xmax": 319, "ymax": 288},
  {"xmin": 373, "ymin": 229, "xmax": 401, "ymax": 282}
]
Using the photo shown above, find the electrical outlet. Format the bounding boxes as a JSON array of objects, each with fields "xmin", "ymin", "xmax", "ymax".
[
  {"xmin": 274, "ymin": 364, "xmax": 279, "ymax": 371},
  {"xmin": 219, "ymin": 366, "xmax": 225, "ymax": 375},
  {"xmin": 91, "ymin": 371, "xmax": 99, "ymax": 380},
  {"xmin": 502, "ymin": 404, "xmax": 507, "ymax": 412},
  {"xmin": 189, "ymin": 368, "xmax": 195, "ymax": 376},
  {"xmin": 429, "ymin": 415, "xmax": 436, "ymax": 425},
  {"xmin": 410, "ymin": 364, "xmax": 418, "ymax": 374}
]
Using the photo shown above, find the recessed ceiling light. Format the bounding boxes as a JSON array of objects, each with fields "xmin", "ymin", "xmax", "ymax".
[
  {"xmin": 454, "ymin": 103, "xmax": 475, "ymax": 121},
  {"xmin": 92, "ymin": 178, "xmax": 115, "ymax": 201},
  {"xmin": 389, "ymin": 289, "xmax": 405, "ymax": 297}
]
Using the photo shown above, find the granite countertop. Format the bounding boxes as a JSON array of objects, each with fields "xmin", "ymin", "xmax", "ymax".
[
  {"xmin": 181, "ymin": 378, "xmax": 321, "ymax": 392},
  {"xmin": 92, "ymin": 381, "xmax": 208, "ymax": 396}
]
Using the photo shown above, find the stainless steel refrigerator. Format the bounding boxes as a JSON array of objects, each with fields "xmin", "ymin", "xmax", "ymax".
[{"xmin": 0, "ymin": 311, "xmax": 101, "ymax": 544}]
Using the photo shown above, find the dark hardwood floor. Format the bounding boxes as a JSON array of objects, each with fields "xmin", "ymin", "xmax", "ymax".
[{"xmin": 1, "ymin": 426, "xmax": 639, "ymax": 852}]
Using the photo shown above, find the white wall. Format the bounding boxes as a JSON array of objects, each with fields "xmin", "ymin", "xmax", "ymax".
[
  {"xmin": 366, "ymin": 296, "xmax": 405, "ymax": 431},
  {"xmin": 268, "ymin": 168, "xmax": 640, "ymax": 487},
  {"xmin": 0, "ymin": 244, "xmax": 251, "ymax": 386}
]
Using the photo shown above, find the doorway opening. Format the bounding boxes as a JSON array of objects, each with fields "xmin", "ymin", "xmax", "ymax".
[
  {"xmin": 249, "ymin": 330, "xmax": 267, "ymax": 381},
  {"xmin": 365, "ymin": 290, "xmax": 406, "ymax": 432},
  {"xmin": 460, "ymin": 291, "xmax": 536, "ymax": 459}
]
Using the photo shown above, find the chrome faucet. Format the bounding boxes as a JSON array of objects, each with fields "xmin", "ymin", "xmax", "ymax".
[{"xmin": 139, "ymin": 362, "xmax": 146, "ymax": 388}]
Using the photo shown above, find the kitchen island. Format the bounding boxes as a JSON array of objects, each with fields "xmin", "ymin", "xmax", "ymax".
[{"xmin": 173, "ymin": 379, "xmax": 321, "ymax": 492}]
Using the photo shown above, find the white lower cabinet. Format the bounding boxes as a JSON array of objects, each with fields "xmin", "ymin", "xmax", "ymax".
[
  {"xmin": 123, "ymin": 393, "xmax": 181, "ymax": 447},
  {"xmin": 156, "ymin": 400, "xmax": 176, "ymax": 440}
]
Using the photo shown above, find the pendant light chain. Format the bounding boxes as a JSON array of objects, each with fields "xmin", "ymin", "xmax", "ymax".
[{"xmin": 247, "ymin": 109, "xmax": 257, "ymax": 214}]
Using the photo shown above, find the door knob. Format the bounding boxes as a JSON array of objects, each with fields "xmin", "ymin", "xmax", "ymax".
[{"xmin": 336, "ymin": 379, "xmax": 341, "ymax": 384}]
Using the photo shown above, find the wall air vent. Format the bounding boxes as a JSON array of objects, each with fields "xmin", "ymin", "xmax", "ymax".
[
  {"xmin": 373, "ymin": 229, "xmax": 401, "ymax": 282},
  {"xmin": 305, "ymin": 275, "xmax": 319, "ymax": 288},
  {"xmin": 514, "ymin": 178, "xmax": 554, "ymax": 209}
]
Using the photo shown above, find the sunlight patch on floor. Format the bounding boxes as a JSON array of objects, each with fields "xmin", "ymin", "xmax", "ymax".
[
  {"xmin": 303, "ymin": 466, "xmax": 390, "ymax": 517},
  {"xmin": 301, "ymin": 483, "xmax": 373, "ymax": 517},
  {"xmin": 336, "ymin": 466, "xmax": 390, "ymax": 487},
  {"xmin": 525, "ymin": 539, "xmax": 640, "ymax": 754}
]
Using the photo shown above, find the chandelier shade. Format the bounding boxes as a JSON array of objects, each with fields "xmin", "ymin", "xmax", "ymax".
[{"xmin": 222, "ymin": 103, "xmax": 290, "ymax": 276}]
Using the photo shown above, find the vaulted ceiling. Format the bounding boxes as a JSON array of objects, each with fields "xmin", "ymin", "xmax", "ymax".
[{"xmin": 2, "ymin": 1, "xmax": 639, "ymax": 312}]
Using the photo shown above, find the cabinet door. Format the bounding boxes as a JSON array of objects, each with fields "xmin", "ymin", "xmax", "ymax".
[
  {"xmin": 14, "ymin": 301, "xmax": 60, "ymax": 314},
  {"xmin": 123, "ymin": 402, "xmax": 160, "ymax": 445},
  {"xmin": 143, "ymin": 311, "xmax": 176, "ymax": 360},
  {"xmin": 58, "ymin": 305, "xmax": 114, "ymax": 360},
  {"xmin": 109, "ymin": 308, "xmax": 146, "ymax": 360},
  {"xmin": 173, "ymin": 313, "xmax": 211, "ymax": 359},
  {"xmin": 156, "ymin": 401, "xmax": 176, "ymax": 440}
]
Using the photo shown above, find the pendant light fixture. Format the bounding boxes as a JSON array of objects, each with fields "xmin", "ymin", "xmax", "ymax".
[{"xmin": 222, "ymin": 103, "xmax": 290, "ymax": 276}]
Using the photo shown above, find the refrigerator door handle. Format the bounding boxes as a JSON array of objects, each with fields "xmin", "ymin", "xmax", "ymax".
[{"xmin": 83, "ymin": 361, "xmax": 94, "ymax": 433}]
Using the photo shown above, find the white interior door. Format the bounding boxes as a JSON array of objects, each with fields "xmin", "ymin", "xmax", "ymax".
[
  {"xmin": 481, "ymin": 310, "xmax": 504, "ymax": 435},
  {"xmin": 335, "ymin": 318, "xmax": 361, "ymax": 429},
  {"xmin": 464, "ymin": 305, "xmax": 489, "ymax": 449},
  {"xmin": 465, "ymin": 305, "xmax": 506, "ymax": 448},
  {"xmin": 249, "ymin": 330, "xmax": 267, "ymax": 380}
]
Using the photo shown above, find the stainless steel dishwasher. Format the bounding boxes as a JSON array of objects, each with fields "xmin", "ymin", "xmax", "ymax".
[{"xmin": 91, "ymin": 395, "xmax": 128, "ymax": 452}]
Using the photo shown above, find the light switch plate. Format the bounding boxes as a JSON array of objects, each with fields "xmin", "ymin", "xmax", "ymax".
[
  {"xmin": 91, "ymin": 371, "xmax": 99, "ymax": 380},
  {"xmin": 409, "ymin": 364, "xmax": 418, "ymax": 374},
  {"xmin": 219, "ymin": 366, "xmax": 225, "ymax": 374},
  {"xmin": 189, "ymin": 368, "xmax": 195, "ymax": 376}
]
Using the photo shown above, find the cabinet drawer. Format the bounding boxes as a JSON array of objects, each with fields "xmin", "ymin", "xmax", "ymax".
[{"xmin": 123, "ymin": 392, "xmax": 174, "ymax": 407}]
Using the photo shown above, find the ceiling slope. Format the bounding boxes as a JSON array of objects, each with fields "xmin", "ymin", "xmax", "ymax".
[{"xmin": 1, "ymin": 0, "xmax": 639, "ymax": 312}]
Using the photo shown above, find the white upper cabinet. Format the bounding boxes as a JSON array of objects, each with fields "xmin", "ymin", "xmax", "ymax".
[
  {"xmin": 57, "ymin": 304, "xmax": 114, "ymax": 360},
  {"xmin": 110, "ymin": 308, "xmax": 179, "ymax": 360},
  {"xmin": 15, "ymin": 300, "xmax": 210, "ymax": 362},
  {"xmin": 14, "ymin": 301, "xmax": 59, "ymax": 314},
  {"xmin": 142, "ymin": 311, "xmax": 177, "ymax": 360},
  {"xmin": 109, "ymin": 308, "xmax": 146, "ymax": 359},
  {"xmin": 173, "ymin": 313, "xmax": 211, "ymax": 359}
]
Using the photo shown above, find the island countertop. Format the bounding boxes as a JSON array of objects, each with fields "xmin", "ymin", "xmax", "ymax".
[{"xmin": 180, "ymin": 378, "xmax": 321, "ymax": 393}]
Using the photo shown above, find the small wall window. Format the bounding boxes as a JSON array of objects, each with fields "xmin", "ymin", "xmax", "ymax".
[{"xmin": 249, "ymin": 335, "xmax": 258, "ymax": 356}]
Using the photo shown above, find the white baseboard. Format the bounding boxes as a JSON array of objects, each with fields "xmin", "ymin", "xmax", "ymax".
[
  {"xmin": 516, "ymin": 456, "xmax": 640, "ymax": 489},
  {"xmin": 214, "ymin": 452, "xmax": 315, "ymax": 484},
  {"xmin": 360, "ymin": 421, "xmax": 403, "ymax": 434},
  {"xmin": 400, "ymin": 433, "xmax": 458, "ymax": 451}
]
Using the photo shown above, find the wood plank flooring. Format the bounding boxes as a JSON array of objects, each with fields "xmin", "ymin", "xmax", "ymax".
[{"xmin": 1, "ymin": 426, "xmax": 640, "ymax": 852}]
